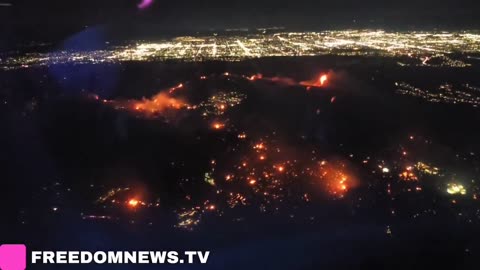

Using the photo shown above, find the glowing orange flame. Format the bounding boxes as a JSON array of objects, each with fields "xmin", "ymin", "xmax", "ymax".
[
  {"xmin": 110, "ymin": 91, "xmax": 188, "ymax": 117},
  {"xmin": 300, "ymin": 73, "xmax": 329, "ymax": 88},
  {"xmin": 399, "ymin": 170, "xmax": 418, "ymax": 181},
  {"xmin": 212, "ymin": 122, "xmax": 225, "ymax": 130},
  {"xmin": 253, "ymin": 143, "xmax": 266, "ymax": 150},
  {"xmin": 247, "ymin": 74, "xmax": 264, "ymax": 81},
  {"xmin": 128, "ymin": 199, "xmax": 139, "ymax": 207},
  {"xmin": 319, "ymin": 74, "xmax": 328, "ymax": 86},
  {"xmin": 168, "ymin": 83, "xmax": 184, "ymax": 94},
  {"xmin": 132, "ymin": 93, "xmax": 186, "ymax": 113},
  {"xmin": 318, "ymin": 162, "xmax": 357, "ymax": 196}
]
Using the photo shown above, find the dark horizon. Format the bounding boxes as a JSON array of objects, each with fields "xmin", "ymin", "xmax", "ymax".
[{"xmin": 1, "ymin": 0, "xmax": 480, "ymax": 45}]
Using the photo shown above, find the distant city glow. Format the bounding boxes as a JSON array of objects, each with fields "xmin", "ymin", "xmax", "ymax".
[
  {"xmin": 4, "ymin": 30, "xmax": 479, "ymax": 71},
  {"xmin": 447, "ymin": 183, "xmax": 467, "ymax": 195}
]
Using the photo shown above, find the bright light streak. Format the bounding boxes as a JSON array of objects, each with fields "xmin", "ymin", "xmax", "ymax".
[{"xmin": 138, "ymin": 0, "xmax": 153, "ymax": 10}]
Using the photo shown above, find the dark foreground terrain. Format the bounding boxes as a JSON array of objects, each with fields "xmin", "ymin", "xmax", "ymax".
[{"xmin": 2, "ymin": 55, "xmax": 480, "ymax": 269}]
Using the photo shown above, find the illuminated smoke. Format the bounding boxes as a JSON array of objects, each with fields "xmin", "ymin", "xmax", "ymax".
[
  {"xmin": 317, "ymin": 161, "xmax": 357, "ymax": 197},
  {"xmin": 111, "ymin": 92, "xmax": 188, "ymax": 116},
  {"xmin": 102, "ymin": 71, "xmax": 336, "ymax": 117},
  {"xmin": 265, "ymin": 76, "xmax": 297, "ymax": 86}
]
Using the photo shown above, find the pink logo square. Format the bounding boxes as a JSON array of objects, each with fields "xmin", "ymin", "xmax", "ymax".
[{"xmin": 0, "ymin": 245, "xmax": 27, "ymax": 270}]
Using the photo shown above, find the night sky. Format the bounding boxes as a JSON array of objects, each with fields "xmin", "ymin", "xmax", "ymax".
[{"xmin": 1, "ymin": 0, "xmax": 479, "ymax": 43}]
